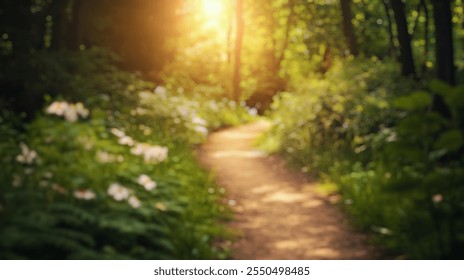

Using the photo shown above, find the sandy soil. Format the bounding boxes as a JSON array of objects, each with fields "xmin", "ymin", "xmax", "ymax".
[{"xmin": 198, "ymin": 121, "xmax": 379, "ymax": 259}]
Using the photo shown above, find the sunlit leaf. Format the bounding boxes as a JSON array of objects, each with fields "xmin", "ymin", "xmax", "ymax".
[
  {"xmin": 434, "ymin": 129, "xmax": 464, "ymax": 152},
  {"xmin": 429, "ymin": 79, "xmax": 453, "ymax": 96},
  {"xmin": 393, "ymin": 91, "xmax": 432, "ymax": 111}
]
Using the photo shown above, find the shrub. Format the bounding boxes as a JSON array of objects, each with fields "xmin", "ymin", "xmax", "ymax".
[{"xmin": 264, "ymin": 58, "xmax": 464, "ymax": 259}]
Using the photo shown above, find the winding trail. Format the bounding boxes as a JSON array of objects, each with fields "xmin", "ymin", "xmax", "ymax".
[{"xmin": 198, "ymin": 121, "xmax": 379, "ymax": 259}]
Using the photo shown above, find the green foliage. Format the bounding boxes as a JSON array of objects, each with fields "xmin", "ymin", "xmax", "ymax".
[
  {"xmin": 265, "ymin": 58, "xmax": 464, "ymax": 259},
  {"xmin": 0, "ymin": 50, "xmax": 239, "ymax": 259},
  {"xmin": 263, "ymin": 58, "xmax": 413, "ymax": 171}
]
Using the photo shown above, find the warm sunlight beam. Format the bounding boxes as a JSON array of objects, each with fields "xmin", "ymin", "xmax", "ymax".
[{"xmin": 202, "ymin": 0, "xmax": 223, "ymax": 18}]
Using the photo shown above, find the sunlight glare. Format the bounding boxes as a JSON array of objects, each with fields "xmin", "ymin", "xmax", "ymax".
[{"xmin": 202, "ymin": 0, "xmax": 223, "ymax": 18}]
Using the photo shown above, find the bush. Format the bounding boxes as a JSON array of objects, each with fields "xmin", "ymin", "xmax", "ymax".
[
  {"xmin": 264, "ymin": 58, "xmax": 464, "ymax": 259},
  {"xmin": 0, "ymin": 49, "xmax": 247, "ymax": 259}
]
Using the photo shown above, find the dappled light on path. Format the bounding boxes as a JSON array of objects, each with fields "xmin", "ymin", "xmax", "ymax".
[{"xmin": 198, "ymin": 121, "xmax": 378, "ymax": 259}]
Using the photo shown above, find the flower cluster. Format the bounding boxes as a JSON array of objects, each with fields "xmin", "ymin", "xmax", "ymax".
[
  {"xmin": 137, "ymin": 174, "xmax": 157, "ymax": 191},
  {"xmin": 110, "ymin": 128, "xmax": 135, "ymax": 146},
  {"xmin": 107, "ymin": 183, "xmax": 141, "ymax": 208},
  {"xmin": 46, "ymin": 101, "xmax": 89, "ymax": 122},
  {"xmin": 73, "ymin": 189, "xmax": 96, "ymax": 200},
  {"xmin": 130, "ymin": 143, "xmax": 168, "ymax": 163},
  {"xmin": 191, "ymin": 116, "xmax": 208, "ymax": 136},
  {"xmin": 110, "ymin": 128, "xmax": 168, "ymax": 163},
  {"xmin": 95, "ymin": 150, "xmax": 124, "ymax": 163},
  {"xmin": 107, "ymin": 183, "xmax": 129, "ymax": 201},
  {"xmin": 16, "ymin": 143, "xmax": 38, "ymax": 164}
]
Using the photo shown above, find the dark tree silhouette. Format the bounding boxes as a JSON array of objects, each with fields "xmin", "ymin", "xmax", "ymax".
[
  {"xmin": 431, "ymin": 0, "xmax": 455, "ymax": 85},
  {"xmin": 340, "ymin": 0, "xmax": 358, "ymax": 56},
  {"xmin": 390, "ymin": 0, "xmax": 416, "ymax": 77}
]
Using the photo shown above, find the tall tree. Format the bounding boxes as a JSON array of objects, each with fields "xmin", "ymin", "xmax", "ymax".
[
  {"xmin": 340, "ymin": 0, "xmax": 358, "ymax": 56},
  {"xmin": 233, "ymin": 0, "xmax": 244, "ymax": 103},
  {"xmin": 67, "ymin": 0, "xmax": 83, "ymax": 51},
  {"xmin": 390, "ymin": 0, "xmax": 416, "ymax": 77},
  {"xmin": 430, "ymin": 0, "xmax": 455, "ymax": 85},
  {"xmin": 382, "ymin": 0, "xmax": 396, "ymax": 56},
  {"xmin": 50, "ymin": 0, "xmax": 70, "ymax": 51}
]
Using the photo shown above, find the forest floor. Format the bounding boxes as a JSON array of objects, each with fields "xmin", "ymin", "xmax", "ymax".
[{"xmin": 198, "ymin": 120, "xmax": 381, "ymax": 259}]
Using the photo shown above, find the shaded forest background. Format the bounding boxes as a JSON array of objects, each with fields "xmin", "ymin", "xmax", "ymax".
[{"xmin": 1, "ymin": 0, "xmax": 464, "ymax": 259}]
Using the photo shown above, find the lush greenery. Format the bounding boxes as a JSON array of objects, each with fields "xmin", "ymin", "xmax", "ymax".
[
  {"xmin": 0, "ymin": 49, "xmax": 253, "ymax": 259},
  {"xmin": 256, "ymin": 0, "xmax": 464, "ymax": 260},
  {"xmin": 263, "ymin": 58, "xmax": 464, "ymax": 259},
  {"xmin": 2, "ymin": 0, "xmax": 464, "ymax": 260}
]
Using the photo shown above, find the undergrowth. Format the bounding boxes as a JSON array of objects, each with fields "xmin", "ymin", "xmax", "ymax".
[
  {"xmin": 263, "ymin": 58, "xmax": 464, "ymax": 259},
  {"xmin": 0, "ymin": 49, "xmax": 255, "ymax": 259}
]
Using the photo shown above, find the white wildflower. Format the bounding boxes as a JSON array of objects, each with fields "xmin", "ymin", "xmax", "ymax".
[
  {"xmin": 16, "ymin": 143, "xmax": 38, "ymax": 164},
  {"xmin": 135, "ymin": 107, "xmax": 148, "ymax": 115},
  {"xmin": 246, "ymin": 107, "xmax": 258, "ymax": 116},
  {"xmin": 155, "ymin": 202, "xmax": 167, "ymax": 211},
  {"xmin": 208, "ymin": 101, "xmax": 219, "ymax": 111},
  {"xmin": 137, "ymin": 174, "xmax": 157, "ymax": 191},
  {"xmin": 63, "ymin": 105, "xmax": 78, "ymax": 122},
  {"xmin": 380, "ymin": 228, "xmax": 392, "ymax": 235},
  {"xmin": 75, "ymin": 102, "xmax": 89, "ymax": 118},
  {"xmin": 192, "ymin": 116, "xmax": 207, "ymax": 126},
  {"xmin": 118, "ymin": 135, "xmax": 135, "ymax": 146},
  {"xmin": 46, "ymin": 101, "xmax": 68, "ymax": 116},
  {"xmin": 154, "ymin": 86, "xmax": 167, "ymax": 97},
  {"xmin": 376, "ymin": 227, "xmax": 393, "ymax": 235},
  {"xmin": 139, "ymin": 90, "xmax": 152, "ymax": 99},
  {"xmin": 96, "ymin": 150, "xmax": 122, "ymax": 163},
  {"xmin": 144, "ymin": 146, "xmax": 168, "ymax": 163},
  {"xmin": 432, "ymin": 194, "xmax": 443, "ymax": 203},
  {"xmin": 74, "ymin": 189, "xmax": 96, "ymax": 200},
  {"xmin": 51, "ymin": 184, "xmax": 67, "ymax": 194},
  {"xmin": 130, "ymin": 143, "xmax": 146, "ymax": 156},
  {"xmin": 194, "ymin": 125, "xmax": 208, "ymax": 136},
  {"xmin": 386, "ymin": 132, "xmax": 397, "ymax": 142},
  {"xmin": 107, "ymin": 183, "xmax": 130, "ymax": 201},
  {"xmin": 128, "ymin": 196, "xmax": 141, "ymax": 208},
  {"xmin": 177, "ymin": 106, "xmax": 190, "ymax": 117},
  {"xmin": 111, "ymin": 128, "xmax": 126, "ymax": 138},
  {"xmin": 130, "ymin": 143, "xmax": 168, "ymax": 163},
  {"xmin": 46, "ymin": 101, "xmax": 89, "ymax": 122}
]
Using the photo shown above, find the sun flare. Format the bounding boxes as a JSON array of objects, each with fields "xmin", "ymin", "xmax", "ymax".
[{"xmin": 202, "ymin": 0, "xmax": 223, "ymax": 18}]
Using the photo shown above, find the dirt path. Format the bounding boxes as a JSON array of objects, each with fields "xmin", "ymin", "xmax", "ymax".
[{"xmin": 198, "ymin": 121, "xmax": 379, "ymax": 259}]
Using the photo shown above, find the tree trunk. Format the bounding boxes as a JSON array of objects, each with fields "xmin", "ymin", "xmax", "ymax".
[
  {"xmin": 340, "ymin": 0, "xmax": 358, "ymax": 56},
  {"xmin": 233, "ymin": 0, "xmax": 244, "ymax": 103},
  {"xmin": 9, "ymin": 1, "xmax": 34, "ymax": 53},
  {"xmin": 430, "ymin": 0, "xmax": 455, "ymax": 118},
  {"xmin": 421, "ymin": 0, "xmax": 430, "ymax": 76},
  {"xmin": 430, "ymin": 0, "xmax": 455, "ymax": 85},
  {"xmin": 50, "ymin": 0, "xmax": 69, "ymax": 50},
  {"xmin": 382, "ymin": 0, "xmax": 396, "ymax": 56},
  {"xmin": 390, "ymin": 0, "xmax": 416, "ymax": 77},
  {"xmin": 226, "ymin": 5, "xmax": 233, "ymax": 64},
  {"xmin": 67, "ymin": 0, "xmax": 83, "ymax": 51},
  {"xmin": 321, "ymin": 45, "xmax": 331, "ymax": 74}
]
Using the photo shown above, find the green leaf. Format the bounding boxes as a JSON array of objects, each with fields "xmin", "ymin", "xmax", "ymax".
[
  {"xmin": 429, "ymin": 79, "xmax": 453, "ymax": 96},
  {"xmin": 393, "ymin": 91, "xmax": 432, "ymax": 111},
  {"xmin": 434, "ymin": 129, "xmax": 464, "ymax": 152},
  {"xmin": 445, "ymin": 86, "xmax": 464, "ymax": 110}
]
